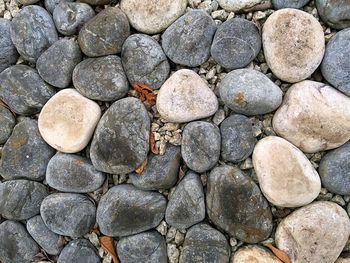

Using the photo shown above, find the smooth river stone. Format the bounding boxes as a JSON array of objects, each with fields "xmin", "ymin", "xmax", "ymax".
[
  {"xmin": 272, "ymin": 80, "xmax": 350, "ymax": 153},
  {"xmin": 272, "ymin": 0, "xmax": 309, "ymax": 9},
  {"xmin": 45, "ymin": 0, "xmax": 74, "ymax": 13},
  {"xmin": 57, "ymin": 239, "xmax": 101, "ymax": 263},
  {"xmin": 316, "ymin": 0, "xmax": 350, "ymax": 29},
  {"xmin": 0, "ymin": 105, "xmax": 15, "ymax": 144},
  {"xmin": 0, "ymin": 18, "xmax": 18, "ymax": 73},
  {"xmin": 262, "ymin": 8, "xmax": 325, "ymax": 83},
  {"xmin": 232, "ymin": 246, "xmax": 283, "ymax": 263},
  {"xmin": 217, "ymin": 0, "xmax": 265, "ymax": 11}
]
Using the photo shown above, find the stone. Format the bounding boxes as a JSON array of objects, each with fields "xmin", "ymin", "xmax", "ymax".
[
  {"xmin": 165, "ymin": 172, "xmax": 205, "ymax": 230},
  {"xmin": 37, "ymin": 38, "xmax": 82, "ymax": 88},
  {"xmin": 156, "ymin": 69, "xmax": 218, "ymax": 123},
  {"xmin": 337, "ymin": 258, "xmax": 350, "ymax": 263},
  {"xmin": 0, "ymin": 119, "xmax": 55, "ymax": 181},
  {"xmin": 17, "ymin": 0, "xmax": 39, "ymax": 5},
  {"xmin": 217, "ymin": 0, "xmax": 265, "ymax": 11},
  {"xmin": 120, "ymin": 0, "xmax": 187, "ymax": 34},
  {"xmin": 45, "ymin": 0, "xmax": 74, "ymax": 13},
  {"xmin": 207, "ymin": 165, "xmax": 273, "ymax": 243},
  {"xmin": 78, "ymin": 7, "xmax": 129, "ymax": 57},
  {"xmin": 0, "ymin": 105, "xmax": 15, "ymax": 144},
  {"xmin": 275, "ymin": 201, "xmax": 350, "ymax": 263},
  {"xmin": 0, "ymin": 18, "xmax": 18, "ymax": 73},
  {"xmin": 73, "ymin": 55, "xmax": 129, "ymax": 101},
  {"xmin": 90, "ymin": 97, "xmax": 150, "ymax": 174},
  {"xmin": 130, "ymin": 145, "xmax": 181, "ymax": 190},
  {"xmin": 57, "ymin": 239, "xmax": 100, "ymax": 263},
  {"xmin": 10, "ymin": 5, "xmax": 58, "ymax": 62},
  {"xmin": 211, "ymin": 18, "xmax": 261, "ymax": 70},
  {"xmin": 162, "ymin": 10, "xmax": 216, "ymax": 67},
  {"xmin": 181, "ymin": 121, "xmax": 220, "ymax": 173},
  {"xmin": 121, "ymin": 34, "xmax": 170, "ymax": 90},
  {"xmin": 262, "ymin": 9, "xmax": 325, "ymax": 83},
  {"xmin": 272, "ymin": 81, "xmax": 350, "ymax": 153},
  {"xmin": 46, "ymin": 153, "xmax": 105, "ymax": 193},
  {"xmin": 179, "ymin": 223, "xmax": 230, "ymax": 263},
  {"xmin": 272, "ymin": 0, "xmax": 309, "ymax": 9},
  {"xmin": 220, "ymin": 114, "xmax": 257, "ymax": 163},
  {"xmin": 38, "ymin": 89, "xmax": 101, "ymax": 153},
  {"xmin": 0, "ymin": 65, "xmax": 55, "ymax": 115},
  {"xmin": 316, "ymin": 0, "xmax": 350, "ymax": 29},
  {"xmin": 117, "ymin": 231, "xmax": 167, "ymax": 263},
  {"xmin": 232, "ymin": 246, "xmax": 283, "ymax": 263},
  {"xmin": 41, "ymin": 193, "xmax": 96, "ymax": 237},
  {"xmin": 219, "ymin": 69, "xmax": 282, "ymax": 116},
  {"xmin": 79, "ymin": 0, "xmax": 109, "ymax": 6},
  {"xmin": 96, "ymin": 184, "xmax": 167, "ymax": 237}
]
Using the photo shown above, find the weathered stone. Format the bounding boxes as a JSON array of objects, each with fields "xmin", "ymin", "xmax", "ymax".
[
  {"xmin": 272, "ymin": 0, "xmax": 309, "ymax": 9},
  {"xmin": 232, "ymin": 246, "xmax": 283, "ymax": 263},
  {"xmin": 79, "ymin": 0, "xmax": 109, "ymax": 6},
  {"xmin": 316, "ymin": 0, "xmax": 350, "ymax": 29},
  {"xmin": 57, "ymin": 239, "xmax": 100, "ymax": 263},
  {"xmin": 17, "ymin": 0, "xmax": 39, "ymax": 5},
  {"xmin": 337, "ymin": 258, "xmax": 350, "ymax": 263},
  {"xmin": 45, "ymin": 0, "xmax": 74, "ymax": 13},
  {"xmin": 0, "ymin": 105, "xmax": 15, "ymax": 144},
  {"xmin": 0, "ymin": 18, "xmax": 18, "ymax": 73},
  {"xmin": 217, "ymin": 0, "xmax": 265, "ymax": 11}
]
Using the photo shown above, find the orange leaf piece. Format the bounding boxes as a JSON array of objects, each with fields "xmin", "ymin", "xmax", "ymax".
[
  {"xmin": 149, "ymin": 131, "xmax": 159, "ymax": 154},
  {"xmin": 100, "ymin": 236, "xmax": 119, "ymax": 263},
  {"xmin": 135, "ymin": 158, "xmax": 148, "ymax": 174},
  {"xmin": 133, "ymin": 83, "xmax": 157, "ymax": 106},
  {"xmin": 264, "ymin": 243, "xmax": 291, "ymax": 263}
]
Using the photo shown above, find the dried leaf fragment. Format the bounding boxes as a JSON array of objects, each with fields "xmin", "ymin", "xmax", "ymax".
[
  {"xmin": 100, "ymin": 236, "xmax": 119, "ymax": 263},
  {"xmin": 132, "ymin": 83, "xmax": 157, "ymax": 106},
  {"xmin": 150, "ymin": 131, "xmax": 159, "ymax": 154},
  {"xmin": 264, "ymin": 243, "xmax": 291, "ymax": 263},
  {"xmin": 135, "ymin": 158, "xmax": 148, "ymax": 174}
]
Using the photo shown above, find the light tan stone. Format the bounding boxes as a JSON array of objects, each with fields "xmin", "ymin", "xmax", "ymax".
[
  {"xmin": 218, "ymin": 0, "xmax": 265, "ymax": 11},
  {"xmin": 336, "ymin": 257, "xmax": 350, "ymax": 263},
  {"xmin": 232, "ymin": 245, "xmax": 283, "ymax": 263}
]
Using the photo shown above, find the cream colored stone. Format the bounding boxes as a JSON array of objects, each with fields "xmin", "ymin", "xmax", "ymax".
[
  {"xmin": 218, "ymin": 0, "xmax": 265, "ymax": 11},
  {"xmin": 232, "ymin": 245, "xmax": 283, "ymax": 263},
  {"xmin": 38, "ymin": 89, "xmax": 101, "ymax": 153}
]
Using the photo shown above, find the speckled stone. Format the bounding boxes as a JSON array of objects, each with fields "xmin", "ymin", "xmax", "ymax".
[
  {"xmin": 316, "ymin": 0, "xmax": 350, "ymax": 29},
  {"xmin": 57, "ymin": 239, "xmax": 101, "ymax": 263},
  {"xmin": 0, "ymin": 18, "xmax": 18, "ymax": 73},
  {"xmin": 272, "ymin": 0, "xmax": 309, "ymax": 9},
  {"xmin": 45, "ymin": 0, "xmax": 74, "ymax": 13},
  {"xmin": 217, "ymin": 0, "xmax": 265, "ymax": 11},
  {"xmin": 0, "ymin": 105, "xmax": 15, "ymax": 144},
  {"xmin": 232, "ymin": 246, "xmax": 283, "ymax": 263}
]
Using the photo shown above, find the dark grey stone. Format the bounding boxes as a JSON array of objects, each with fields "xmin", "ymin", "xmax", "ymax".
[
  {"xmin": 96, "ymin": 184, "xmax": 167, "ymax": 237},
  {"xmin": 40, "ymin": 193, "xmax": 96, "ymax": 237},
  {"xmin": 78, "ymin": 7, "xmax": 130, "ymax": 57},
  {"xmin": 57, "ymin": 239, "xmax": 100, "ymax": 263},
  {"xmin": 0, "ymin": 221, "xmax": 39, "ymax": 263},
  {"xmin": 79, "ymin": 0, "xmax": 109, "ymax": 5},
  {"xmin": 73, "ymin": 55, "xmax": 129, "ymax": 101},
  {"xmin": 45, "ymin": 0, "xmax": 74, "ymax": 13},
  {"xmin": 272, "ymin": 0, "xmax": 309, "ymax": 9},
  {"xmin": 181, "ymin": 121, "xmax": 220, "ymax": 173},
  {"xmin": 179, "ymin": 223, "xmax": 230, "ymax": 263},
  {"xmin": 90, "ymin": 97, "xmax": 150, "ymax": 174},
  {"xmin": 316, "ymin": 0, "xmax": 350, "ymax": 29},
  {"xmin": 0, "ymin": 105, "xmax": 15, "ymax": 144},
  {"xmin": 10, "ymin": 5, "xmax": 58, "ymax": 63},
  {"xmin": 0, "ymin": 18, "xmax": 18, "ymax": 73},
  {"xmin": 130, "ymin": 144, "xmax": 181, "ymax": 190},
  {"xmin": 0, "ymin": 119, "xmax": 56, "ymax": 181},
  {"xmin": 211, "ymin": 18, "xmax": 261, "ymax": 70},
  {"xmin": 122, "ymin": 34, "xmax": 170, "ymax": 90},
  {"xmin": 219, "ymin": 69, "xmax": 283, "ymax": 116},
  {"xmin": 162, "ymin": 10, "xmax": 217, "ymax": 67},
  {"xmin": 117, "ymin": 231, "xmax": 167, "ymax": 263}
]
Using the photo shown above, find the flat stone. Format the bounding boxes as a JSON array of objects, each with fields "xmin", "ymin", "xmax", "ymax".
[
  {"xmin": 96, "ymin": 184, "xmax": 167, "ymax": 237},
  {"xmin": 207, "ymin": 165, "xmax": 273, "ymax": 243},
  {"xmin": 232, "ymin": 246, "xmax": 283, "ymax": 263},
  {"xmin": 275, "ymin": 201, "xmax": 350, "ymax": 263},
  {"xmin": 38, "ymin": 89, "xmax": 101, "ymax": 153},
  {"xmin": 272, "ymin": 0, "xmax": 309, "ymax": 9},
  {"xmin": 0, "ymin": 105, "xmax": 15, "ymax": 144},
  {"xmin": 262, "ymin": 9, "xmax": 325, "ymax": 83},
  {"xmin": 45, "ymin": 0, "xmax": 74, "ymax": 13},
  {"xmin": 217, "ymin": 0, "xmax": 265, "ymax": 11},
  {"xmin": 156, "ymin": 69, "xmax": 218, "ymax": 123},
  {"xmin": 0, "ymin": 18, "xmax": 18, "ymax": 73},
  {"xmin": 316, "ymin": 0, "xmax": 350, "ymax": 29},
  {"xmin": 57, "ymin": 239, "xmax": 100, "ymax": 263},
  {"xmin": 272, "ymin": 80, "xmax": 350, "ymax": 153}
]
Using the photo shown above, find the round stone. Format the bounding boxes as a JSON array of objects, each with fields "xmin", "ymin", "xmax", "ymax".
[
  {"xmin": 79, "ymin": 0, "xmax": 109, "ymax": 6},
  {"xmin": 0, "ymin": 18, "xmax": 18, "ymax": 73},
  {"xmin": 272, "ymin": 0, "xmax": 309, "ymax": 9},
  {"xmin": 45, "ymin": 0, "xmax": 74, "ymax": 13},
  {"xmin": 217, "ymin": 0, "xmax": 265, "ymax": 11},
  {"xmin": 0, "ymin": 105, "xmax": 15, "ymax": 144},
  {"xmin": 262, "ymin": 8, "xmax": 325, "ymax": 83},
  {"xmin": 57, "ymin": 239, "xmax": 100, "ymax": 263},
  {"xmin": 232, "ymin": 246, "xmax": 283, "ymax": 263},
  {"xmin": 316, "ymin": 0, "xmax": 350, "ymax": 29}
]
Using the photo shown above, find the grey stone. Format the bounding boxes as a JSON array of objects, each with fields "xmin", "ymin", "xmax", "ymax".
[
  {"xmin": 57, "ymin": 239, "xmax": 100, "ymax": 263},
  {"xmin": 10, "ymin": 5, "xmax": 58, "ymax": 63},
  {"xmin": 206, "ymin": 165, "xmax": 273, "ymax": 243},
  {"xmin": 45, "ymin": 0, "xmax": 74, "ymax": 13},
  {"xmin": 40, "ymin": 193, "xmax": 96, "ymax": 237},
  {"xmin": 73, "ymin": 55, "xmax": 129, "ymax": 101},
  {"xmin": 18, "ymin": 0, "xmax": 40, "ymax": 5},
  {"xmin": 0, "ymin": 105, "xmax": 15, "ymax": 144},
  {"xmin": 0, "ymin": 119, "xmax": 56, "ymax": 181},
  {"xmin": 162, "ymin": 10, "xmax": 217, "ymax": 67},
  {"xmin": 219, "ymin": 69, "xmax": 283, "ymax": 116},
  {"xmin": 130, "ymin": 144, "xmax": 181, "ymax": 190},
  {"xmin": 211, "ymin": 18, "xmax": 261, "ymax": 70},
  {"xmin": 90, "ymin": 97, "xmax": 150, "ymax": 174},
  {"xmin": 181, "ymin": 121, "xmax": 220, "ymax": 173},
  {"xmin": 117, "ymin": 231, "xmax": 167, "ymax": 263},
  {"xmin": 272, "ymin": 0, "xmax": 309, "ymax": 9},
  {"xmin": 46, "ymin": 153, "xmax": 105, "ymax": 193},
  {"xmin": 79, "ymin": 0, "xmax": 109, "ymax": 5},
  {"xmin": 316, "ymin": 0, "xmax": 350, "ymax": 29},
  {"xmin": 96, "ymin": 184, "xmax": 167, "ymax": 237},
  {"xmin": 121, "ymin": 34, "xmax": 170, "ymax": 90},
  {"xmin": 0, "ymin": 18, "xmax": 18, "ymax": 73}
]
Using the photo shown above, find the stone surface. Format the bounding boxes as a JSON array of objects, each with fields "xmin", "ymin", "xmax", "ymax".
[
  {"xmin": 79, "ymin": 0, "xmax": 109, "ymax": 6},
  {"xmin": 217, "ymin": 0, "xmax": 265, "ymax": 11},
  {"xmin": 337, "ymin": 258, "xmax": 350, "ymax": 263},
  {"xmin": 262, "ymin": 8, "xmax": 325, "ymax": 83},
  {"xmin": 272, "ymin": 0, "xmax": 309, "ymax": 9},
  {"xmin": 0, "ymin": 18, "xmax": 18, "ymax": 73},
  {"xmin": 45, "ymin": 0, "xmax": 74, "ymax": 13},
  {"xmin": 17, "ymin": 0, "xmax": 39, "ymax": 5},
  {"xmin": 57, "ymin": 239, "xmax": 100, "ymax": 263},
  {"xmin": 207, "ymin": 165, "xmax": 273, "ymax": 243},
  {"xmin": 96, "ymin": 184, "xmax": 167, "ymax": 237},
  {"xmin": 0, "ymin": 105, "xmax": 15, "ymax": 144},
  {"xmin": 316, "ymin": 0, "xmax": 350, "ymax": 29},
  {"xmin": 275, "ymin": 201, "xmax": 350, "ymax": 263},
  {"xmin": 156, "ymin": 69, "xmax": 218, "ymax": 123},
  {"xmin": 272, "ymin": 81, "xmax": 350, "ymax": 153},
  {"xmin": 38, "ymin": 89, "xmax": 101, "ymax": 153},
  {"xmin": 232, "ymin": 246, "xmax": 283, "ymax": 263}
]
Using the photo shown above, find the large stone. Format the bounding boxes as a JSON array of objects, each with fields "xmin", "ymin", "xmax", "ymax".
[
  {"xmin": 79, "ymin": 0, "xmax": 109, "ymax": 5},
  {"xmin": 0, "ymin": 105, "xmax": 15, "ymax": 144},
  {"xmin": 316, "ymin": 0, "xmax": 350, "ymax": 29},
  {"xmin": 0, "ymin": 18, "xmax": 18, "ymax": 73},
  {"xmin": 57, "ymin": 239, "xmax": 100, "ymax": 263},
  {"xmin": 45, "ymin": 0, "xmax": 74, "ymax": 13},
  {"xmin": 232, "ymin": 246, "xmax": 283, "ymax": 263},
  {"xmin": 217, "ymin": 0, "xmax": 265, "ymax": 11},
  {"xmin": 272, "ymin": 0, "xmax": 309, "ymax": 9}
]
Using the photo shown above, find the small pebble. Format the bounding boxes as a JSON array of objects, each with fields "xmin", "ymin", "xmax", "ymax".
[
  {"xmin": 232, "ymin": 245, "xmax": 283, "ymax": 262},
  {"xmin": 217, "ymin": 0, "xmax": 265, "ymax": 11}
]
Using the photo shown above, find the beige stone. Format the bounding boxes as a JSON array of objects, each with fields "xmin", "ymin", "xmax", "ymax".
[
  {"xmin": 273, "ymin": 80, "xmax": 350, "ymax": 153},
  {"xmin": 262, "ymin": 9, "xmax": 325, "ymax": 83},
  {"xmin": 38, "ymin": 89, "xmax": 101, "ymax": 153},
  {"xmin": 252, "ymin": 136, "xmax": 321, "ymax": 207},
  {"xmin": 232, "ymin": 245, "xmax": 283, "ymax": 263},
  {"xmin": 336, "ymin": 257, "xmax": 350, "ymax": 263},
  {"xmin": 218, "ymin": 0, "xmax": 265, "ymax": 11}
]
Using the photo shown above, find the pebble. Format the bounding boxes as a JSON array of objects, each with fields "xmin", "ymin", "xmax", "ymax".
[
  {"xmin": 57, "ymin": 239, "xmax": 101, "ymax": 263},
  {"xmin": 162, "ymin": 10, "xmax": 217, "ymax": 67},
  {"xmin": 121, "ymin": 34, "xmax": 170, "ymax": 89},
  {"xmin": 211, "ymin": 18, "xmax": 261, "ymax": 70},
  {"xmin": 168, "ymin": 243, "xmax": 180, "ymax": 263},
  {"xmin": 262, "ymin": 8, "xmax": 325, "ymax": 83},
  {"xmin": 156, "ymin": 69, "xmax": 218, "ymax": 123},
  {"xmin": 0, "ymin": 119, "xmax": 55, "ymax": 181},
  {"xmin": 38, "ymin": 89, "xmax": 101, "ymax": 153},
  {"xmin": 232, "ymin": 245, "xmax": 283, "ymax": 263},
  {"xmin": 117, "ymin": 231, "xmax": 167, "ymax": 263},
  {"xmin": 272, "ymin": 81, "xmax": 350, "ymax": 153},
  {"xmin": 78, "ymin": 7, "xmax": 130, "ymax": 57},
  {"xmin": 219, "ymin": 69, "xmax": 282, "ymax": 116},
  {"xmin": 217, "ymin": 0, "xmax": 265, "ymax": 11},
  {"xmin": 79, "ymin": 0, "xmax": 109, "ymax": 6},
  {"xmin": 41, "ymin": 193, "xmax": 96, "ymax": 237},
  {"xmin": 337, "ymin": 258, "xmax": 350, "ymax": 263},
  {"xmin": 272, "ymin": 0, "xmax": 309, "ymax": 9},
  {"xmin": 0, "ymin": 105, "xmax": 15, "ymax": 144},
  {"xmin": 275, "ymin": 201, "xmax": 350, "ymax": 263},
  {"xmin": 72, "ymin": 55, "xmax": 129, "ymax": 101},
  {"xmin": 90, "ymin": 97, "xmax": 150, "ymax": 174},
  {"xmin": 96, "ymin": 184, "xmax": 167, "ymax": 236},
  {"xmin": 181, "ymin": 121, "xmax": 221, "ymax": 173},
  {"xmin": 17, "ymin": 0, "xmax": 39, "ymax": 5},
  {"xmin": 207, "ymin": 165, "xmax": 273, "ymax": 243},
  {"xmin": 316, "ymin": 0, "xmax": 350, "ymax": 29},
  {"xmin": 45, "ymin": 0, "xmax": 74, "ymax": 13},
  {"xmin": 120, "ymin": 0, "xmax": 187, "ymax": 34},
  {"xmin": 0, "ymin": 18, "xmax": 18, "ymax": 73},
  {"xmin": 10, "ymin": 5, "xmax": 58, "ymax": 62}
]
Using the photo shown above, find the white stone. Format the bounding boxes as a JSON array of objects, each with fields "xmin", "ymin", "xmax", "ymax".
[
  {"xmin": 217, "ymin": 0, "xmax": 265, "ymax": 11},
  {"xmin": 232, "ymin": 245, "xmax": 283, "ymax": 263}
]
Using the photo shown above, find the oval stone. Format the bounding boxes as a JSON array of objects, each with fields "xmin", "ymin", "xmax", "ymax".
[
  {"xmin": 217, "ymin": 0, "xmax": 265, "ymax": 11},
  {"xmin": 45, "ymin": 0, "xmax": 74, "ymax": 13},
  {"xmin": 232, "ymin": 246, "xmax": 283, "ymax": 263},
  {"xmin": 0, "ymin": 105, "xmax": 15, "ymax": 144},
  {"xmin": 0, "ymin": 18, "xmax": 18, "ymax": 73},
  {"xmin": 316, "ymin": 0, "xmax": 350, "ymax": 29},
  {"xmin": 272, "ymin": 0, "xmax": 309, "ymax": 9},
  {"xmin": 57, "ymin": 239, "xmax": 100, "ymax": 263}
]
